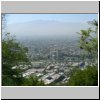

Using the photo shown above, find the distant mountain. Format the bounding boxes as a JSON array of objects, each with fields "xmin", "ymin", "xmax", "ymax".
[{"xmin": 7, "ymin": 20, "xmax": 90, "ymax": 40}]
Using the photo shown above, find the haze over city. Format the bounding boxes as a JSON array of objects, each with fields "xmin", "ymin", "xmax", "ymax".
[
  {"xmin": 6, "ymin": 14, "xmax": 97, "ymax": 39},
  {"xmin": 2, "ymin": 14, "xmax": 98, "ymax": 86}
]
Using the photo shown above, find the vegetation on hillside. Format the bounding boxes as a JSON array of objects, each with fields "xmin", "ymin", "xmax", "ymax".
[
  {"xmin": 67, "ymin": 20, "xmax": 98, "ymax": 86},
  {"xmin": 2, "ymin": 14, "xmax": 98, "ymax": 86},
  {"xmin": 2, "ymin": 14, "xmax": 44, "ymax": 86},
  {"xmin": 67, "ymin": 66, "xmax": 98, "ymax": 86}
]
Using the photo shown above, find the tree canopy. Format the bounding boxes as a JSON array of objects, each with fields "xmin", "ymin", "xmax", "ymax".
[
  {"xmin": 2, "ymin": 14, "xmax": 45, "ymax": 86},
  {"xmin": 67, "ymin": 20, "xmax": 98, "ymax": 86},
  {"xmin": 77, "ymin": 20, "xmax": 98, "ymax": 63},
  {"xmin": 67, "ymin": 66, "xmax": 98, "ymax": 86}
]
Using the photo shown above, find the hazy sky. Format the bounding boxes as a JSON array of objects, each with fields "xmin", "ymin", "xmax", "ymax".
[
  {"xmin": 7, "ymin": 14, "xmax": 97, "ymax": 24},
  {"xmin": 6, "ymin": 14, "xmax": 98, "ymax": 40}
]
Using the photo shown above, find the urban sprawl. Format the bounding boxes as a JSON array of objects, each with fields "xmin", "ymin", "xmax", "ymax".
[{"xmin": 12, "ymin": 39, "xmax": 94, "ymax": 85}]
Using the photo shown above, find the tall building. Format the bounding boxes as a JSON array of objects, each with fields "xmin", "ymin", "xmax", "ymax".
[{"xmin": 50, "ymin": 45, "xmax": 58, "ymax": 62}]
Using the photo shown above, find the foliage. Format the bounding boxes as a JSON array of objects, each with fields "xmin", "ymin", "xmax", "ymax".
[
  {"xmin": 77, "ymin": 19, "xmax": 98, "ymax": 61},
  {"xmin": 2, "ymin": 33, "xmax": 29, "ymax": 86},
  {"xmin": 67, "ymin": 20, "xmax": 98, "ymax": 86},
  {"xmin": 2, "ymin": 33, "xmax": 45, "ymax": 86},
  {"xmin": 2, "ymin": 14, "xmax": 45, "ymax": 86},
  {"xmin": 22, "ymin": 75, "xmax": 45, "ymax": 86},
  {"xmin": 67, "ymin": 66, "xmax": 98, "ymax": 86}
]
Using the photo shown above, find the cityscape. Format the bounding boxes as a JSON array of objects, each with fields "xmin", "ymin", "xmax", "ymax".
[
  {"xmin": 12, "ymin": 38, "xmax": 93, "ymax": 85},
  {"xmin": 2, "ymin": 14, "xmax": 98, "ymax": 86}
]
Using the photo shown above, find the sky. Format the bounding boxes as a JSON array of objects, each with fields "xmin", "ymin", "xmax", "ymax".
[
  {"xmin": 6, "ymin": 14, "xmax": 98, "ymax": 40},
  {"xmin": 7, "ymin": 14, "xmax": 98, "ymax": 24}
]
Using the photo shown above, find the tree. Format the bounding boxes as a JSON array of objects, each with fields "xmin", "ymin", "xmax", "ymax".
[
  {"xmin": 77, "ymin": 19, "xmax": 98, "ymax": 65},
  {"xmin": 2, "ymin": 14, "xmax": 45, "ymax": 86},
  {"xmin": 2, "ymin": 14, "xmax": 29, "ymax": 85},
  {"xmin": 22, "ymin": 75, "xmax": 45, "ymax": 86},
  {"xmin": 67, "ymin": 66, "xmax": 98, "ymax": 86},
  {"xmin": 66, "ymin": 20, "xmax": 98, "ymax": 86},
  {"xmin": 2, "ymin": 33, "xmax": 30, "ymax": 86}
]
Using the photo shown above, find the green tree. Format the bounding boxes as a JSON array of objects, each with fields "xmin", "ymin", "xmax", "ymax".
[
  {"xmin": 67, "ymin": 20, "xmax": 98, "ymax": 86},
  {"xmin": 22, "ymin": 75, "xmax": 45, "ymax": 86},
  {"xmin": 2, "ymin": 33, "xmax": 29, "ymax": 86},
  {"xmin": 67, "ymin": 66, "xmax": 98, "ymax": 86},
  {"xmin": 2, "ymin": 14, "xmax": 45, "ymax": 86},
  {"xmin": 77, "ymin": 19, "xmax": 98, "ymax": 64}
]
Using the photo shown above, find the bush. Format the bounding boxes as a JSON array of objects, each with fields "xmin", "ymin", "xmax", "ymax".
[
  {"xmin": 22, "ymin": 75, "xmax": 45, "ymax": 86},
  {"xmin": 67, "ymin": 66, "xmax": 98, "ymax": 86}
]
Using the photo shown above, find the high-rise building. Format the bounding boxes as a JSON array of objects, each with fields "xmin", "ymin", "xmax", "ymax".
[{"xmin": 50, "ymin": 45, "xmax": 58, "ymax": 62}]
